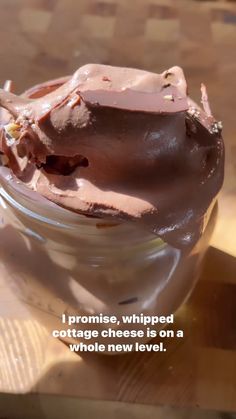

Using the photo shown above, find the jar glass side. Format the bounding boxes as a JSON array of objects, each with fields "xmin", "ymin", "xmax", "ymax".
[{"xmin": 0, "ymin": 168, "xmax": 217, "ymax": 347}]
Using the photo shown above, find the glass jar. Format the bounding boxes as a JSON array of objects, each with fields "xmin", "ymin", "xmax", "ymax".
[{"xmin": 0, "ymin": 165, "xmax": 217, "ymax": 350}]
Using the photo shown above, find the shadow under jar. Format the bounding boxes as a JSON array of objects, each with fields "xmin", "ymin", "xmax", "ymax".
[{"xmin": 0, "ymin": 165, "xmax": 217, "ymax": 351}]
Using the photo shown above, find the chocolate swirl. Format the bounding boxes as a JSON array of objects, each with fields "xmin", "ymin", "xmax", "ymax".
[{"xmin": 0, "ymin": 64, "xmax": 224, "ymax": 248}]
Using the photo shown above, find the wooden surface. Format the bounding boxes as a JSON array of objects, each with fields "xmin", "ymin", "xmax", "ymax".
[
  {"xmin": 2, "ymin": 394, "xmax": 236, "ymax": 419},
  {"xmin": 1, "ymin": 246, "xmax": 236, "ymax": 416},
  {"xmin": 0, "ymin": 0, "xmax": 236, "ymax": 417}
]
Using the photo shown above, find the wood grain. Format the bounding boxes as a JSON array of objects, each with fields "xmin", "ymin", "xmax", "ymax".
[{"xmin": 0, "ymin": 247, "xmax": 236, "ymax": 414}]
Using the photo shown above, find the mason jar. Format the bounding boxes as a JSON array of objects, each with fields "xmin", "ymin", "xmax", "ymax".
[
  {"xmin": 0, "ymin": 77, "xmax": 218, "ymax": 351},
  {"xmin": 0, "ymin": 164, "xmax": 217, "ymax": 350}
]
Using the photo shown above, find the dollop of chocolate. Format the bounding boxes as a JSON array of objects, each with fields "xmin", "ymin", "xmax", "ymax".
[{"xmin": 0, "ymin": 64, "xmax": 224, "ymax": 248}]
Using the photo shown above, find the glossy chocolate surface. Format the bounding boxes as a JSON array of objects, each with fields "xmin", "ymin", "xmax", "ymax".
[{"xmin": 0, "ymin": 64, "xmax": 224, "ymax": 248}]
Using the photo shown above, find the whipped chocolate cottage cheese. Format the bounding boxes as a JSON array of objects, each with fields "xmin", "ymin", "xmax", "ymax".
[{"xmin": 0, "ymin": 64, "xmax": 224, "ymax": 249}]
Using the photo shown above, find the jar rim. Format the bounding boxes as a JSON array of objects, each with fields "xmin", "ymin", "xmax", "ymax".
[
  {"xmin": 0, "ymin": 166, "xmax": 165, "ymax": 245},
  {"xmin": 0, "ymin": 166, "xmax": 98, "ymax": 227}
]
